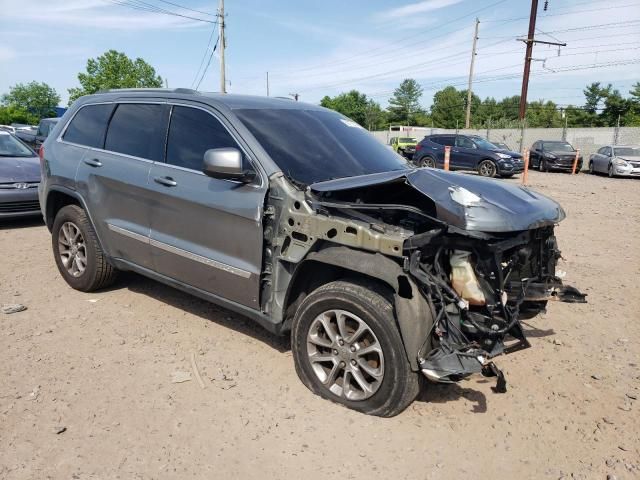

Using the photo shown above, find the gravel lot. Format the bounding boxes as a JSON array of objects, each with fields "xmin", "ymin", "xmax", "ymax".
[{"xmin": 1, "ymin": 170, "xmax": 639, "ymax": 480}]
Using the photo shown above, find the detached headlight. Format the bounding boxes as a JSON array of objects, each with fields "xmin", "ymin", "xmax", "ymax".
[
  {"xmin": 449, "ymin": 186, "xmax": 481, "ymax": 207},
  {"xmin": 496, "ymin": 153, "xmax": 512, "ymax": 159},
  {"xmin": 613, "ymin": 158, "xmax": 629, "ymax": 167},
  {"xmin": 544, "ymin": 153, "xmax": 557, "ymax": 159}
]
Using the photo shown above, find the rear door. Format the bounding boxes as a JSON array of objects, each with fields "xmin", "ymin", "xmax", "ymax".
[
  {"xmin": 147, "ymin": 103, "xmax": 265, "ymax": 309},
  {"xmin": 453, "ymin": 135, "xmax": 478, "ymax": 170},
  {"xmin": 74, "ymin": 101, "xmax": 169, "ymax": 270}
]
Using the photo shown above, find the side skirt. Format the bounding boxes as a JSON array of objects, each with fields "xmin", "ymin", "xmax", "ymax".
[{"xmin": 111, "ymin": 258, "xmax": 286, "ymax": 336}]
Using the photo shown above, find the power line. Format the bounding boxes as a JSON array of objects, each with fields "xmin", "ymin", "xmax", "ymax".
[
  {"xmin": 191, "ymin": 21, "xmax": 220, "ymax": 89},
  {"xmin": 153, "ymin": 0, "xmax": 215, "ymax": 17},
  {"xmin": 195, "ymin": 33, "xmax": 220, "ymax": 90},
  {"xmin": 482, "ymin": 1, "xmax": 640, "ymax": 22},
  {"xmin": 104, "ymin": 0, "xmax": 217, "ymax": 23}
]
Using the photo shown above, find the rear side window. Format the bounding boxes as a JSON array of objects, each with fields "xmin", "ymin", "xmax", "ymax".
[
  {"xmin": 105, "ymin": 104, "xmax": 168, "ymax": 161},
  {"xmin": 431, "ymin": 136, "xmax": 455, "ymax": 146},
  {"xmin": 456, "ymin": 136, "xmax": 475, "ymax": 148},
  {"xmin": 63, "ymin": 104, "xmax": 115, "ymax": 148},
  {"xmin": 166, "ymin": 106, "xmax": 239, "ymax": 171}
]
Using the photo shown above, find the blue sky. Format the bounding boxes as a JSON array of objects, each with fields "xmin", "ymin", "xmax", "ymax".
[{"xmin": 1, "ymin": 0, "xmax": 639, "ymax": 108}]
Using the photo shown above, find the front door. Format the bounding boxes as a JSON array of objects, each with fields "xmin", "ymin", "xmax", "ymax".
[
  {"xmin": 453, "ymin": 135, "xmax": 478, "ymax": 170},
  {"xmin": 148, "ymin": 104, "xmax": 265, "ymax": 309}
]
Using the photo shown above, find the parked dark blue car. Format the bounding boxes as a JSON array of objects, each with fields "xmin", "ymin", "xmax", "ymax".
[{"xmin": 413, "ymin": 134, "xmax": 524, "ymax": 178}]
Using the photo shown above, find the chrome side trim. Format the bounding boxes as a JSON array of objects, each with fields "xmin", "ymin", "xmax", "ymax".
[
  {"xmin": 106, "ymin": 223, "xmax": 251, "ymax": 279},
  {"xmin": 107, "ymin": 224, "xmax": 150, "ymax": 244},
  {"xmin": 149, "ymin": 238, "xmax": 252, "ymax": 279}
]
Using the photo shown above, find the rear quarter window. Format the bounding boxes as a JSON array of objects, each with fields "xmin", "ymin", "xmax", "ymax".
[{"xmin": 63, "ymin": 104, "xmax": 115, "ymax": 148}]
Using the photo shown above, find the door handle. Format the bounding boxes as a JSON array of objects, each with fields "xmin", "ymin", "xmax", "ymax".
[
  {"xmin": 154, "ymin": 176, "xmax": 177, "ymax": 187},
  {"xmin": 84, "ymin": 158, "xmax": 102, "ymax": 167}
]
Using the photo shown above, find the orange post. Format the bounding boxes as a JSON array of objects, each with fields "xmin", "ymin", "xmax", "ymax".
[
  {"xmin": 522, "ymin": 148, "xmax": 530, "ymax": 185},
  {"xmin": 572, "ymin": 149, "xmax": 580, "ymax": 174},
  {"xmin": 444, "ymin": 146, "xmax": 451, "ymax": 171}
]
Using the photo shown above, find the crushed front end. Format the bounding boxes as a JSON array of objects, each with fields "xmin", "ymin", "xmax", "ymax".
[
  {"xmin": 406, "ymin": 225, "xmax": 586, "ymax": 391},
  {"xmin": 309, "ymin": 168, "xmax": 587, "ymax": 393}
]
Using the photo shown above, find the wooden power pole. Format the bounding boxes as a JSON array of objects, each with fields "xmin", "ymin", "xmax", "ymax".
[
  {"xmin": 266, "ymin": 72, "xmax": 269, "ymax": 96},
  {"xmin": 219, "ymin": 0, "xmax": 226, "ymax": 93},
  {"xmin": 518, "ymin": 0, "xmax": 565, "ymax": 120},
  {"xmin": 465, "ymin": 18, "xmax": 479, "ymax": 129}
]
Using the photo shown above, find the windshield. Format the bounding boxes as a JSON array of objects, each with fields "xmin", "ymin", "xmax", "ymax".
[
  {"xmin": 614, "ymin": 147, "xmax": 640, "ymax": 157},
  {"xmin": 235, "ymin": 108, "xmax": 409, "ymax": 185},
  {"xmin": 471, "ymin": 137, "xmax": 500, "ymax": 150},
  {"xmin": 544, "ymin": 141, "xmax": 574, "ymax": 152},
  {"xmin": 399, "ymin": 137, "xmax": 416, "ymax": 143},
  {"xmin": 0, "ymin": 133, "xmax": 34, "ymax": 157}
]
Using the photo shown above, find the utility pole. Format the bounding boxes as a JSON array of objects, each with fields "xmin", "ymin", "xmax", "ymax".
[
  {"xmin": 266, "ymin": 72, "xmax": 269, "ymax": 96},
  {"xmin": 465, "ymin": 18, "xmax": 479, "ymax": 129},
  {"xmin": 219, "ymin": 0, "xmax": 226, "ymax": 93},
  {"xmin": 518, "ymin": 0, "xmax": 565, "ymax": 120}
]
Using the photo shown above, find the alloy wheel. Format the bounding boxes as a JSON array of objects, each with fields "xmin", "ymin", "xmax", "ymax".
[
  {"xmin": 58, "ymin": 221, "xmax": 87, "ymax": 277},
  {"xmin": 479, "ymin": 160, "xmax": 496, "ymax": 177},
  {"xmin": 306, "ymin": 309, "xmax": 384, "ymax": 401}
]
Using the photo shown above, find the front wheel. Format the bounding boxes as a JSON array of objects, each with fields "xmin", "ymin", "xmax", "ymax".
[
  {"xmin": 608, "ymin": 164, "xmax": 615, "ymax": 178},
  {"xmin": 291, "ymin": 280, "xmax": 420, "ymax": 417},
  {"xmin": 478, "ymin": 159, "xmax": 497, "ymax": 177},
  {"xmin": 52, "ymin": 205, "xmax": 118, "ymax": 292},
  {"xmin": 420, "ymin": 156, "xmax": 436, "ymax": 168}
]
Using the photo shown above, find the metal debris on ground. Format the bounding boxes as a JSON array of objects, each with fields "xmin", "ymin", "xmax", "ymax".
[
  {"xmin": 2, "ymin": 304, "xmax": 27, "ymax": 314},
  {"xmin": 170, "ymin": 371, "xmax": 192, "ymax": 384}
]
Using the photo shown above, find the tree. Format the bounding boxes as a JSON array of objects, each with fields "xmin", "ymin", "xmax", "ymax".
[
  {"xmin": 583, "ymin": 82, "xmax": 611, "ymax": 115},
  {"xmin": 430, "ymin": 86, "xmax": 465, "ymax": 128},
  {"xmin": 1, "ymin": 81, "xmax": 60, "ymax": 120},
  {"xmin": 320, "ymin": 90, "xmax": 385, "ymax": 129},
  {"xmin": 0, "ymin": 105, "xmax": 38, "ymax": 125},
  {"xmin": 388, "ymin": 79, "xmax": 423, "ymax": 124},
  {"xmin": 600, "ymin": 88, "xmax": 631, "ymax": 126},
  {"xmin": 68, "ymin": 50, "xmax": 163, "ymax": 104}
]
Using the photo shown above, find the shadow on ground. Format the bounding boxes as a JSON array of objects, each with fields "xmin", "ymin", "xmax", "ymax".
[
  {"xmin": 0, "ymin": 216, "xmax": 43, "ymax": 230},
  {"xmin": 122, "ymin": 271, "xmax": 291, "ymax": 354}
]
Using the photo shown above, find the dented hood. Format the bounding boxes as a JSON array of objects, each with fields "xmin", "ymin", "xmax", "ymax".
[{"xmin": 310, "ymin": 168, "xmax": 565, "ymax": 232}]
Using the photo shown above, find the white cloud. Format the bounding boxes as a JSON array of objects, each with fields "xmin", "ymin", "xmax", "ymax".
[
  {"xmin": 375, "ymin": 0, "xmax": 463, "ymax": 20},
  {"xmin": 0, "ymin": 0, "xmax": 211, "ymax": 30},
  {"xmin": 0, "ymin": 45, "xmax": 16, "ymax": 62}
]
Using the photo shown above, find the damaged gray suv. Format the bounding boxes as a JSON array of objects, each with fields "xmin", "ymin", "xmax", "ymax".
[{"xmin": 39, "ymin": 89, "xmax": 585, "ymax": 417}]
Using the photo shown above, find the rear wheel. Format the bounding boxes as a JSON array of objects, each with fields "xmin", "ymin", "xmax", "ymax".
[
  {"xmin": 478, "ymin": 159, "xmax": 497, "ymax": 177},
  {"xmin": 589, "ymin": 161, "xmax": 595, "ymax": 174},
  {"xmin": 291, "ymin": 280, "xmax": 420, "ymax": 417},
  {"xmin": 52, "ymin": 205, "xmax": 117, "ymax": 292}
]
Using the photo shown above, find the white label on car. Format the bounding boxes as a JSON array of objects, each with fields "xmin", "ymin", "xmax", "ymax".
[{"xmin": 340, "ymin": 119, "xmax": 364, "ymax": 129}]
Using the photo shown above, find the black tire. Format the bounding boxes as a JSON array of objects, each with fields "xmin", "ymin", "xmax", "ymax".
[
  {"xmin": 588, "ymin": 161, "xmax": 595, "ymax": 175},
  {"xmin": 500, "ymin": 173, "xmax": 515, "ymax": 178},
  {"xmin": 291, "ymin": 280, "xmax": 420, "ymax": 417},
  {"xmin": 420, "ymin": 156, "xmax": 436, "ymax": 168},
  {"xmin": 539, "ymin": 158, "xmax": 548, "ymax": 172},
  {"xmin": 52, "ymin": 204, "xmax": 117, "ymax": 292},
  {"xmin": 478, "ymin": 159, "xmax": 497, "ymax": 177},
  {"xmin": 608, "ymin": 163, "xmax": 615, "ymax": 178}
]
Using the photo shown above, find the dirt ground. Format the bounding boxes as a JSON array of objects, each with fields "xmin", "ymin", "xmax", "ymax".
[{"xmin": 1, "ymin": 170, "xmax": 639, "ymax": 480}]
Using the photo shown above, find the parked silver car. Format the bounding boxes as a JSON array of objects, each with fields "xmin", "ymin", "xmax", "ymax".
[
  {"xmin": 0, "ymin": 132, "xmax": 41, "ymax": 217},
  {"xmin": 588, "ymin": 145, "xmax": 640, "ymax": 177}
]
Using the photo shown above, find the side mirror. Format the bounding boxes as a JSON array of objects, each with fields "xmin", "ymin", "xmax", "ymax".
[{"xmin": 203, "ymin": 148, "xmax": 256, "ymax": 183}]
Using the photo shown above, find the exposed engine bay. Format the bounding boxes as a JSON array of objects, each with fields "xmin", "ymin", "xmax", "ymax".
[{"xmin": 262, "ymin": 168, "xmax": 587, "ymax": 393}]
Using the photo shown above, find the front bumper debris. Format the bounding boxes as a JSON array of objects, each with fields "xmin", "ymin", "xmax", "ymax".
[{"xmin": 407, "ymin": 226, "xmax": 586, "ymax": 393}]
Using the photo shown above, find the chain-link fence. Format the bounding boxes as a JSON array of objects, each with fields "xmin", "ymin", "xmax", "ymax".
[{"xmin": 373, "ymin": 126, "xmax": 640, "ymax": 158}]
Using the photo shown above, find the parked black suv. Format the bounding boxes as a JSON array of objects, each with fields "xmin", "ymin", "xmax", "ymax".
[
  {"xmin": 413, "ymin": 134, "xmax": 524, "ymax": 178},
  {"xmin": 39, "ymin": 89, "xmax": 584, "ymax": 416},
  {"xmin": 529, "ymin": 140, "xmax": 583, "ymax": 172}
]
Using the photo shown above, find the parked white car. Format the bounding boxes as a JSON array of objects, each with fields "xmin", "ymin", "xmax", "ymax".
[{"xmin": 588, "ymin": 145, "xmax": 640, "ymax": 177}]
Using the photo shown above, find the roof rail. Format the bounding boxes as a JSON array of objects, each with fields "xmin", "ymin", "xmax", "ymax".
[{"xmin": 95, "ymin": 88, "xmax": 199, "ymax": 95}]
